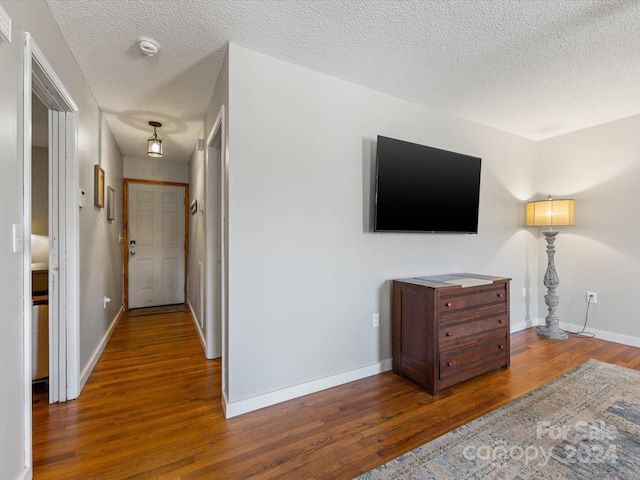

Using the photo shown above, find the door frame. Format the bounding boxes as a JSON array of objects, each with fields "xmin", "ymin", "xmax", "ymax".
[
  {"xmin": 22, "ymin": 32, "xmax": 80, "ymax": 467},
  {"xmin": 205, "ymin": 106, "xmax": 229, "ymax": 402},
  {"xmin": 123, "ymin": 179, "xmax": 189, "ymax": 310}
]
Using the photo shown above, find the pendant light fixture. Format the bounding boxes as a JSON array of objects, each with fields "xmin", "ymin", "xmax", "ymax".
[{"xmin": 147, "ymin": 121, "xmax": 163, "ymax": 157}]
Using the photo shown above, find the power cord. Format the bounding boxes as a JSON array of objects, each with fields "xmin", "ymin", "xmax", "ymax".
[{"xmin": 568, "ymin": 294, "xmax": 595, "ymax": 338}]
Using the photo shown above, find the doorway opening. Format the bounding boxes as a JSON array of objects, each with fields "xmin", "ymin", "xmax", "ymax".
[
  {"xmin": 205, "ymin": 106, "xmax": 229, "ymax": 408},
  {"xmin": 23, "ymin": 32, "xmax": 81, "ymax": 469},
  {"xmin": 30, "ymin": 93, "xmax": 50, "ymax": 390}
]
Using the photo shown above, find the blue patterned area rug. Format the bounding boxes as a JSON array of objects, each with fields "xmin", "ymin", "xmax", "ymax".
[{"xmin": 357, "ymin": 359, "xmax": 640, "ymax": 479}]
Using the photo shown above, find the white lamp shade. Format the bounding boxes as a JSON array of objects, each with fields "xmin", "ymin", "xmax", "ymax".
[{"xmin": 526, "ymin": 199, "xmax": 575, "ymax": 227}]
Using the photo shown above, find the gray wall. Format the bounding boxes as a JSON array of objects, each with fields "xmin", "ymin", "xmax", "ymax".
[
  {"xmin": 0, "ymin": 2, "xmax": 123, "ymax": 478},
  {"xmin": 0, "ymin": 1, "xmax": 30, "ymax": 474},
  {"xmin": 537, "ymin": 114, "xmax": 640, "ymax": 342},
  {"xmin": 124, "ymin": 155, "xmax": 189, "ymax": 183},
  {"xmin": 224, "ymin": 44, "xmax": 540, "ymax": 404},
  {"xmin": 188, "ymin": 143, "xmax": 206, "ymax": 330},
  {"xmin": 79, "ymin": 116, "xmax": 124, "ymax": 380},
  {"xmin": 189, "ymin": 49, "xmax": 229, "ymax": 387}
]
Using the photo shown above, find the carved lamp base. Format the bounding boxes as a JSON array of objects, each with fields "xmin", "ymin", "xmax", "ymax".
[
  {"xmin": 537, "ymin": 324, "xmax": 568, "ymax": 340},
  {"xmin": 537, "ymin": 230, "xmax": 568, "ymax": 341}
]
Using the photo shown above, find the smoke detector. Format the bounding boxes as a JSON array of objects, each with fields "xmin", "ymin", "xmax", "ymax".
[{"xmin": 137, "ymin": 36, "xmax": 160, "ymax": 56}]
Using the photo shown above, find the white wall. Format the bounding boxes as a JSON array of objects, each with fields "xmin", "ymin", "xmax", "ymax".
[
  {"xmin": 188, "ymin": 144, "xmax": 206, "ymax": 330},
  {"xmin": 78, "ymin": 116, "xmax": 124, "ymax": 377},
  {"xmin": 0, "ymin": 2, "xmax": 123, "ymax": 478},
  {"xmin": 0, "ymin": 2, "xmax": 30, "ymax": 475},
  {"xmin": 224, "ymin": 44, "xmax": 539, "ymax": 405},
  {"xmin": 124, "ymin": 156, "xmax": 189, "ymax": 183},
  {"xmin": 189, "ymin": 49, "xmax": 229, "ymax": 382},
  {"xmin": 537, "ymin": 114, "xmax": 640, "ymax": 342}
]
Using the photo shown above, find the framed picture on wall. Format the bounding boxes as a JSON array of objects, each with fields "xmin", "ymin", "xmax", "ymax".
[
  {"xmin": 94, "ymin": 165, "xmax": 105, "ymax": 208},
  {"xmin": 107, "ymin": 186, "xmax": 115, "ymax": 221}
]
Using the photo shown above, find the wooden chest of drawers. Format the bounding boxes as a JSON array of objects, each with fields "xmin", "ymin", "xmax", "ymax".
[{"xmin": 392, "ymin": 274, "xmax": 510, "ymax": 395}]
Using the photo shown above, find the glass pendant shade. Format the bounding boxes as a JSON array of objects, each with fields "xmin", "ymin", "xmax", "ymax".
[
  {"xmin": 147, "ymin": 121, "xmax": 163, "ymax": 157},
  {"xmin": 147, "ymin": 134, "xmax": 162, "ymax": 157}
]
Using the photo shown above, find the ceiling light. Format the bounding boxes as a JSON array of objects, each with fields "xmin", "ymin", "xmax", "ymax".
[
  {"xmin": 137, "ymin": 36, "xmax": 160, "ymax": 56},
  {"xmin": 147, "ymin": 121, "xmax": 163, "ymax": 157}
]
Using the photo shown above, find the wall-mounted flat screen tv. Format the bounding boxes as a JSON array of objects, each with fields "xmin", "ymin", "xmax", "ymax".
[{"xmin": 374, "ymin": 135, "xmax": 481, "ymax": 233}]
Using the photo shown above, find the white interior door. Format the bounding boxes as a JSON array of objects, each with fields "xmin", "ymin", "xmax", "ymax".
[{"xmin": 128, "ymin": 183, "xmax": 185, "ymax": 309}]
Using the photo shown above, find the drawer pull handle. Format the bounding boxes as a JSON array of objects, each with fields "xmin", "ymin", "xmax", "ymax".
[
  {"xmin": 499, "ymin": 345, "xmax": 504, "ymax": 349},
  {"xmin": 446, "ymin": 332, "xmax": 452, "ymax": 337},
  {"xmin": 498, "ymin": 319, "xmax": 504, "ymax": 324},
  {"xmin": 447, "ymin": 362, "xmax": 453, "ymax": 367},
  {"xmin": 445, "ymin": 302, "xmax": 452, "ymax": 307},
  {"xmin": 497, "ymin": 293, "xmax": 504, "ymax": 298}
]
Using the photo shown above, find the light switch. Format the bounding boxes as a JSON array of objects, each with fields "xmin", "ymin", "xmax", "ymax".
[{"xmin": 12, "ymin": 224, "xmax": 23, "ymax": 253}]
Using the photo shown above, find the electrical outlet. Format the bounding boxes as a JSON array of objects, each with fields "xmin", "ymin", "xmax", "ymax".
[
  {"xmin": 586, "ymin": 291, "xmax": 597, "ymax": 304},
  {"xmin": 372, "ymin": 313, "xmax": 379, "ymax": 328}
]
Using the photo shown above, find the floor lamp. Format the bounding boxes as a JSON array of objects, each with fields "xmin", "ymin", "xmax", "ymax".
[{"xmin": 526, "ymin": 196, "xmax": 575, "ymax": 340}]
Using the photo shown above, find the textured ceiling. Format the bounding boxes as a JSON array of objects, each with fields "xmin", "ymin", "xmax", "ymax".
[{"xmin": 46, "ymin": 0, "xmax": 640, "ymax": 162}]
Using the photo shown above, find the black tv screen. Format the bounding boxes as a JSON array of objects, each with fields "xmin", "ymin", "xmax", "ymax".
[{"xmin": 374, "ymin": 136, "xmax": 481, "ymax": 233}]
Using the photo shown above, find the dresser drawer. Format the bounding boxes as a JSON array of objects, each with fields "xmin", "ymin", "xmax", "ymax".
[
  {"xmin": 439, "ymin": 314, "xmax": 508, "ymax": 349},
  {"xmin": 439, "ymin": 334, "xmax": 508, "ymax": 380},
  {"xmin": 439, "ymin": 285, "xmax": 507, "ymax": 313},
  {"xmin": 439, "ymin": 303, "xmax": 507, "ymax": 326}
]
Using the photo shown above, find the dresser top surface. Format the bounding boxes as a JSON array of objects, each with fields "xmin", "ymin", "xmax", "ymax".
[{"xmin": 394, "ymin": 273, "xmax": 511, "ymax": 290}]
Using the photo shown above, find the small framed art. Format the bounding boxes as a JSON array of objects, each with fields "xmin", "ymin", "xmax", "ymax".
[
  {"xmin": 107, "ymin": 186, "xmax": 115, "ymax": 220},
  {"xmin": 94, "ymin": 165, "xmax": 105, "ymax": 208}
]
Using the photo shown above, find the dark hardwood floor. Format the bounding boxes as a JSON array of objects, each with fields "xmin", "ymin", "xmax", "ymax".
[{"xmin": 32, "ymin": 311, "xmax": 640, "ymax": 479}]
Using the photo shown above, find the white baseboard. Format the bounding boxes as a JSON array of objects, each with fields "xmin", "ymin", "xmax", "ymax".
[
  {"xmin": 219, "ymin": 318, "xmax": 536, "ymax": 418},
  {"xmin": 15, "ymin": 466, "xmax": 31, "ymax": 480},
  {"xmin": 560, "ymin": 321, "xmax": 640, "ymax": 348},
  {"xmin": 524, "ymin": 317, "xmax": 640, "ymax": 348},
  {"xmin": 223, "ymin": 358, "xmax": 393, "ymax": 418},
  {"xmin": 221, "ymin": 389, "xmax": 229, "ymax": 417},
  {"xmin": 218, "ymin": 316, "xmax": 640, "ymax": 419},
  {"xmin": 187, "ymin": 299, "xmax": 206, "ymax": 353},
  {"xmin": 79, "ymin": 306, "xmax": 124, "ymax": 391},
  {"xmin": 510, "ymin": 318, "xmax": 537, "ymax": 333}
]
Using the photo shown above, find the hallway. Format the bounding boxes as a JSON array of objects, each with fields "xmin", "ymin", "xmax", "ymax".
[{"xmin": 32, "ymin": 310, "xmax": 223, "ymax": 478}]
